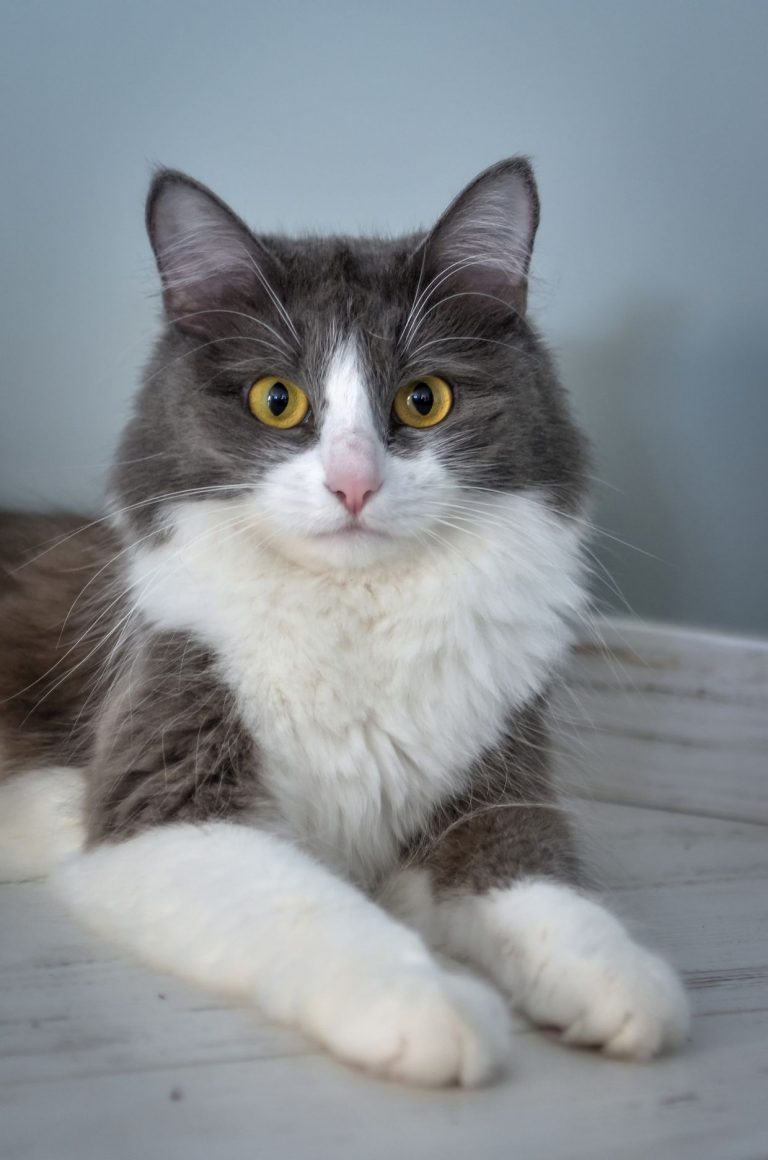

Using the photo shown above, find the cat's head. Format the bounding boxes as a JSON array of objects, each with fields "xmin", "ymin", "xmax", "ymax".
[{"xmin": 113, "ymin": 159, "xmax": 587, "ymax": 570}]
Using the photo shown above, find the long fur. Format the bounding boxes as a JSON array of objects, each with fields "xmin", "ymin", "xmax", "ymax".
[{"xmin": 0, "ymin": 159, "xmax": 689, "ymax": 1085}]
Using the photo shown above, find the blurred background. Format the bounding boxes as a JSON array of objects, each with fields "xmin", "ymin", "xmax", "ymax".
[{"xmin": 1, "ymin": 0, "xmax": 766, "ymax": 633}]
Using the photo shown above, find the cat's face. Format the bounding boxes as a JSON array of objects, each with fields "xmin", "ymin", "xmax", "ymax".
[{"xmin": 113, "ymin": 161, "xmax": 586, "ymax": 570}]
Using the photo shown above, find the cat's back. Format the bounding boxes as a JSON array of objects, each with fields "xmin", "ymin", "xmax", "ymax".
[
  {"xmin": 0, "ymin": 512, "xmax": 121, "ymax": 771},
  {"xmin": 1, "ymin": 512, "xmax": 83, "ymax": 585}
]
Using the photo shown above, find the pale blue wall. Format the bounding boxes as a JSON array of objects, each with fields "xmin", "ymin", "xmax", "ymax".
[{"xmin": 1, "ymin": 1, "xmax": 766, "ymax": 632}]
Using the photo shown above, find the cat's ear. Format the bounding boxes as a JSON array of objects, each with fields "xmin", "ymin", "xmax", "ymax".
[
  {"xmin": 419, "ymin": 157, "xmax": 539, "ymax": 315},
  {"xmin": 146, "ymin": 169, "xmax": 275, "ymax": 335}
]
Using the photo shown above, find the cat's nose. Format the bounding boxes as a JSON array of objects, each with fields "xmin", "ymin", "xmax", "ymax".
[{"xmin": 324, "ymin": 468, "xmax": 382, "ymax": 516}]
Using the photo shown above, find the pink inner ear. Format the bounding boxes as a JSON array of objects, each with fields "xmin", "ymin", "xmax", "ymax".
[
  {"xmin": 421, "ymin": 161, "xmax": 539, "ymax": 309},
  {"xmin": 149, "ymin": 175, "xmax": 262, "ymax": 328},
  {"xmin": 153, "ymin": 182, "xmax": 253, "ymax": 281}
]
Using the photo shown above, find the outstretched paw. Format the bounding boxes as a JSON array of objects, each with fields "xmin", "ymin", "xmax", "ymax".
[
  {"xmin": 320, "ymin": 966, "xmax": 511, "ymax": 1087},
  {"xmin": 493, "ymin": 881, "xmax": 689, "ymax": 1060}
]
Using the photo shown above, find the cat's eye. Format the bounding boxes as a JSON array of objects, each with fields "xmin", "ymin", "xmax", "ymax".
[
  {"xmin": 247, "ymin": 377, "xmax": 310, "ymax": 429},
  {"xmin": 393, "ymin": 376, "xmax": 454, "ymax": 429}
]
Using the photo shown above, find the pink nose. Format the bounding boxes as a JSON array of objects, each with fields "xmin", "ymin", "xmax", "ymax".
[{"xmin": 325, "ymin": 469, "xmax": 381, "ymax": 516}]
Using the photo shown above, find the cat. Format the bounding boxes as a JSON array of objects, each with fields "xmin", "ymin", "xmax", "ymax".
[{"xmin": 0, "ymin": 158, "xmax": 689, "ymax": 1086}]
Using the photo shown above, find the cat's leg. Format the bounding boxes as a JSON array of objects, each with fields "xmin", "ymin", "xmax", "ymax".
[
  {"xmin": 382, "ymin": 707, "xmax": 690, "ymax": 1060},
  {"xmin": 53, "ymin": 634, "xmax": 510, "ymax": 1087},
  {"xmin": 55, "ymin": 821, "xmax": 511, "ymax": 1086}
]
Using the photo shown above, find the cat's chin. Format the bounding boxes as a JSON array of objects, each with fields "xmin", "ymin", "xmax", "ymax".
[{"xmin": 270, "ymin": 525, "xmax": 417, "ymax": 573}]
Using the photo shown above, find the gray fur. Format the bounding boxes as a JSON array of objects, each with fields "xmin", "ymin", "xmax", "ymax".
[
  {"xmin": 0, "ymin": 513, "xmax": 122, "ymax": 771},
  {"xmin": 408, "ymin": 702, "xmax": 582, "ymax": 892},
  {"xmin": 86, "ymin": 633, "xmax": 260, "ymax": 843}
]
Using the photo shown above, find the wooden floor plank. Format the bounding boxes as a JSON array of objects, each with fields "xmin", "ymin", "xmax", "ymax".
[
  {"xmin": 2, "ymin": 1008, "xmax": 766, "ymax": 1160},
  {"xmin": 576, "ymin": 799, "xmax": 768, "ymax": 888},
  {"xmin": 555, "ymin": 617, "xmax": 768, "ymax": 824}
]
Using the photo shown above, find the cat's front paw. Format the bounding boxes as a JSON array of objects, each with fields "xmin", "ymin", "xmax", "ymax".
[
  {"xmin": 322, "ymin": 967, "xmax": 511, "ymax": 1087},
  {"xmin": 495, "ymin": 881, "xmax": 690, "ymax": 1060}
]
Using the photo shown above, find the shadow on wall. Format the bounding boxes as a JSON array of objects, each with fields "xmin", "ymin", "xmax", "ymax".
[{"xmin": 560, "ymin": 298, "xmax": 768, "ymax": 635}]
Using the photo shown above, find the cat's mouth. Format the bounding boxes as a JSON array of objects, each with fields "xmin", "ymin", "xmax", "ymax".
[{"xmin": 317, "ymin": 522, "xmax": 385, "ymax": 540}]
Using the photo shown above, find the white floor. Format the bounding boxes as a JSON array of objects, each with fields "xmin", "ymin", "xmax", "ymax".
[{"xmin": 1, "ymin": 618, "xmax": 767, "ymax": 1160}]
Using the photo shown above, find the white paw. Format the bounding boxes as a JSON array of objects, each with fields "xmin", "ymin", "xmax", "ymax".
[
  {"xmin": 319, "ymin": 967, "xmax": 511, "ymax": 1087},
  {"xmin": 493, "ymin": 882, "xmax": 690, "ymax": 1060}
]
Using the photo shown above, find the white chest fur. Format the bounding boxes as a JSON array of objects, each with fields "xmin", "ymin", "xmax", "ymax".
[{"xmin": 129, "ymin": 494, "xmax": 584, "ymax": 884}]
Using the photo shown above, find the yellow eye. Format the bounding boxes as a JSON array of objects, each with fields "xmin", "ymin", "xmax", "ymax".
[
  {"xmin": 393, "ymin": 376, "xmax": 453, "ymax": 429},
  {"xmin": 247, "ymin": 377, "xmax": 309, "ymax": 429}
]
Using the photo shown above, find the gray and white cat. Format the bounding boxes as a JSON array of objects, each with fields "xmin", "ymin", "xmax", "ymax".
[{"xmin": 0, "ymin": 159, "xmax": 688, "ymax": 1086}]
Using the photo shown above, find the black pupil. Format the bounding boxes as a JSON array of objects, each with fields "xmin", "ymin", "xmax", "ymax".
[
  {"xmin": 411, "ymin": 383, "xmax": 434, "ymax": 416},
  {"xmin": 267, "ymin": 383, "xmax": 290, "ymax": 416}
]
